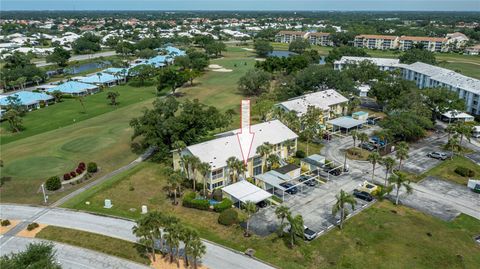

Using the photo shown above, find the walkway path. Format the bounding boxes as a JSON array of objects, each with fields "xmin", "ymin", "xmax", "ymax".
[
  {"xmin": 0, "ymin": 205, "xmax": 274, "ymax": 269},
  {"xmin": 0, "ymin": 236, "xmax": 149, "ymax": 269}
]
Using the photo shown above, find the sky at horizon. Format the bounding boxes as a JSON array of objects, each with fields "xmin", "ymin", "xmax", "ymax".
[{"xmin": 2, "ymin": 0, "xmax": 480, "ymax": 11}]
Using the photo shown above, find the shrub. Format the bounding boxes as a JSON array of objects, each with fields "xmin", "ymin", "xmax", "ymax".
[
  {"xmin": 454, "ymin": 166, "xmax": 475, "ymax": 177},
  {"xmin": 78, "ymin": 162, "xmax": 86, "ymax": 169},
  {"xmin": 70, "ymin": 171, "xmax": 76, "ymax": 177},
  {"xmin": 87, "ymin": 162, "xmax": 98, "ymax": 173},
  {"xmin": 218, "ymin": 208, "xmax": 238, "ymax": 226},
  {"xmin": 182, "ymin": 192, "xmax": 210, "ymax": 210},
  {"xmin": 63, "ymin": 173, "xmax": 71, "ymax": 181},
  {"xmin": 214, "ymin": 198, "xmax": 233, "ymax": 212},
  {"xmin": 76, "ymin": 167, "xmax": 84, "ymax": 174},
  {"xmin": 295, "ymin": 150, "xmax": 306, "ymax": 158},
  {"xmin": 212, "ymin": 189, "xmax": 223, "ymax": 201},
  {"xmin": 45, "ymin": 176, "xmax": 61, "ymax": 191},
  {"xmin": 27, "ymin": 222, "xmax": 39, "ymax": 231},
  {"xmin": 1, "ymin": 219, "xmax": 11, "ymax": 226}
]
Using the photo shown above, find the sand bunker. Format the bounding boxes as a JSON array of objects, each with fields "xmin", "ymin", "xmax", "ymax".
[
  {"xmin": 242, "ymin": 48, "xmax": 254, "ymax": 51},
  {"xmin": 208, "ymin": 64, "xmax": 233, "ymax": 72}
]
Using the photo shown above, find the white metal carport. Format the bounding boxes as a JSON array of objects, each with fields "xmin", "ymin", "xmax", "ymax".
[{"xmin": 222, "ymin": 181, "xmax": 272, "ymax": 206}]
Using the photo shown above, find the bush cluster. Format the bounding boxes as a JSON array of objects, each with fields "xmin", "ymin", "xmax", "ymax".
[
  {"xmin": 454, "ymin": 166, "xmax": 475, "ymax": 177},
  {"xmin": 214, "ymin": 198, "xmax": 233, "ymax": 212},
  {"xmin": 87, "ymin": 162, "xmax": 98, "ymax": 173},
  {"xmin": 182, "ymin": 192, "xmax": 210, "ymax": 210},
  {"xmin": 45, "ymin": 176, "xmax": 61, "ymax": 191},
  {"xmin": 218, "ymin": 208, "xmax": 238, "ymax": 226},
  {"xmin": 27, "ymin": 222, "xmax": 39, "ymax": 231},
  {"xmin": 212, "ymin": 189, "xmax": 223, "ymax": 201},
  {"xmin": 63, "ymin": 173, "xmax": 71, "ymax": 181},
  {"xmin": 295, "ymin": 150, "xmax": 306, "ymax": 158},
  {"xmin": 70, "ymin": 171, "xmax": 76, "ymax": 178},
  {"xmin": 1, "ymin": 219, "xmax": 11, "ymax": 226}
]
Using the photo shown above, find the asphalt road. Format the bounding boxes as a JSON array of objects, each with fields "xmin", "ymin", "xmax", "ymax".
[
  {"xmin": 0, "ymin": 236, "xmax": 149, "ymax": 269},
  {"xmin": 0, "ymin": 205, "xmax": 274, "ymax": 269},
  {"xmin": 34, "ymin": 51, "xmax": 117, "ymax": 67}
]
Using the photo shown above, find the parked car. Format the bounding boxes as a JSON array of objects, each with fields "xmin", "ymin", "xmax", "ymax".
[
  {"xmin": 358, "ymin": 181, "xmax": 378, "ymax": 194},
  {"xmin": 299, "ymin": 175, "xmax": 317, "ymax": 187},
  {"xmin": 427, "ymin": 151, "xmax": 448, "ymax": 160},
  {"xmin": 359, "ymin": 142, "xmax": 376, "ymax": 151},
  {"xmin": 280, "ymin": 182, "xmax": 298, "ymax": 194},
  {"xmin": 323, "ymin": 132, "xmax": 333, "ymax": 140},
  {"xmin": 353, "ymin": 189, "xmax": 374, "ymax": 202},
  {"xmin": 303, "ymin": 226, "xmax": 318, "ymax": 241},
  {"xmin": 257, "ymin": 200, "xmax": 268, "ymax": 208},
  {"xmin": 328, "ymin": 167, "xmax": 342, "ymax": 176},
  {"xmin": 371, "ymin": 136, "xmax": 386, "ymax": 146}
]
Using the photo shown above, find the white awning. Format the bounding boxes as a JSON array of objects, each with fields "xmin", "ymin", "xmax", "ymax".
[{"xmin": 222, "ymin": 180, "xmax": 272, "ymax": 204}]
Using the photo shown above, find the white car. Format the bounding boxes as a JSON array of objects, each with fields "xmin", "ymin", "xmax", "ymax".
[{"xmin": 303, "ymin": 226, "xmax": 318, "ymax": 241}]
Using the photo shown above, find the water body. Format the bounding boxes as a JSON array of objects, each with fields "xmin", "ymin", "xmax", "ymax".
[
  {"xmin": 64, "ymin": 61, "xmax": 111, "ymax": 75},
  {"xmin": 267, "ymin": 50, "xmax": 298, "ymax": 58}
]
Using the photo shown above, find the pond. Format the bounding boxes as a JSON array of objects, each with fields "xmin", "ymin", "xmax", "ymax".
[
  {"xmin": 268, "ymin": 50, "xmax": 298, "ymax": 58},
  {"xmin": 64, "ymin": 61, "xmax": 111, "ymax": 75}
]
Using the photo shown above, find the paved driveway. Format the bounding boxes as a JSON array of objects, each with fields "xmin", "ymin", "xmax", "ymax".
[
  {"xmin": 0, "ymin": 236, "xmax": 149, "ymax": 269},
  {"xmin": 250, "ymin": 171, "xmax": 374, "ymax": 236}
]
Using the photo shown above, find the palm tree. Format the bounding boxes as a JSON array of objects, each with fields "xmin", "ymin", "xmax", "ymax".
[
  {"xmin": 351, "ymin": 130, "xmax": 358, "ymax": 148},
  {"xmin": 382, "ymin": 157, "xmax": 396, "ymax": 186},
  {"xmin": 267, "ymin": 154, "xmax": 280, "ymax": 170},
  {"xmin": 357, "ymin": 132, "xmax": 368, "ymax": 154},
  {"xmin": 286, "ymin": 213, "xmax": 304, "ymax": 248},
  {"xmin": 332, "ymin": 189, "xmax": 357, "ymax": 229},
  {"xmin": 256, "ymin": 142, "xmax": 272, "ymax": 173},
  {"xmin": 180, "ymin": 226, "xmax": 199, "ymax": 267},
  {"xmin": 445, "ymin": 124, "xmax": 456, "ymax": 141},
  {"xmin": 367, "ymin": 152, "xmax": 382, "ymax": 182},
  {"xmin": 395, "ymin": 142, "xmax": 409, "ymax": 170},
  {"xmin": 226, "ymin": 156, "xmax": 240, "ymax": 184},
  {"xmin": 96, "ymin": 72, "xmax": 103, "ymax": 83},
  {"xmin": 172, "ymin": 140, "xmax": 187, "ymax": 153},
  {"xmin": 165, "ymin": 223, "xmax": 181, "ymax": 263},
  {"xmin": 167, "ymin": 171, "xmax": 183, "ymax": 205},
  {"xmin": 198, "ymin": 162, "xmax": 211, "ymax": 198},
  {"xmin": 132, "ymin": 212, "xmax": 163, "ymax": 261},
  {"xmin": 51, "ymin": 90, "xmax": 63, "ymax": 103},
  {"xmin": 235, "ymin": 159, "xmax": 247, "ymax": 181},
  {"xmin": 448, "ymin": 134, "xmax": 460, "ymax": 159},
  {"xmin": 301, "ymin": 128, "xmax": 315, "ymax": 156},
  {"xmin": 106, "ymin": 91, "xmax": 119, "ymax": 106},
  {"xmin": 275, "ymin": 205, "xmax": 291, "ymax": 233},
  {"xmin": 283, "ymin": 139, "xmax": 295, "ymax": 156},
  {"xmin": 454, "ymin": 122, "xmax": 472, "ymax": 148},
  {"xmin": 189, "ymin": 156, "xmax": 201, "ymax": 192},
  {"xmin": 389, "ymin": 173, "xmax": 413, "ymax": 205},
  {"xmin": 187, "ymin": 238, "xmax": 206, "ymax": 269},
  {"xmin": 244, "ymin": 201, "xmax": 257, "ymax": 237},
  {"xmin": 75, "ymin": 96, "xmax": 86, "ymax": 113},
  {"xmin": 32, "ymin": 75, "xmax": 42, "ymax": 86}
]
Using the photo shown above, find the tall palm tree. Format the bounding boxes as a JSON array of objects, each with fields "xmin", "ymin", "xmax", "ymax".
[
  {"xmin": 389, "ymin": 173, "xmax": 413, "ymax": 205},
  {"xmin": 188, "ymin": 238, "xmax": 206, "ymax": 269},
  {"xmin": 167, "ymin": 171, "xmax": 183, "ymax": 205},
  {"xmin": 244, "ymin": 201, "xmax": 257, "ymax": 237},
  {"xmin": 382, "ymin": 157, "xmax": 396, "ymax": 186},
  {"xmin": 283, "ymin": 139, "xmax": 295, "ymax": 156},
  {"xmin": 256, "ymin": 142, "xmax": 272, "ymax": 173},
  {"xmin": 226, "ymin": 156, "xmax": 240, "ymax": 184},
  {"xmin": 332, "ymin": 189, "xmax": 357, "ymax": 229},
  {"xmin": 351, "ymin": 130, "xmax": 358, "ymax": 148},
  {"xmin": 454, "ymin": 122, "xmax": 472, "ymax": 148},
  {"xmin": 180, "ymin": 226, "xmax": 199, "ymax": 267},
  {"xmin": 132, "ymin": 212, "xmax": 163, "ymax": 261},
  {"xmin": 448, "ymin": 134, "xmax": 460, "ymax": 159},
  {"xmin": 198, "ymin": 162, "xmax": 211, "ymax": 198},
  {"xmin": 165, "ymin": 223, "xmax": 181, "ymax": 263},
  {"xmin": 189, "ymin": 156, "xmax": 201, "ymax": 192},
  {"xmin": 267, "ymin": 154, "xmax": 280, "ymax": 170},
  {"xmin": 235, "ymin": 159, "xmax": 247, "ymax": 181},
  {"xmin": 172, "ymin": 140, "xmax": 187, "ymax": 153},
  {"xmin": 395, "ymin": 141, "xmax": 409, "ymax": 170},
  {"xmin": 301, "ymin": 128, "xmax": 315, "ymax": 156},
  {"xmin": 367, "ymin": 152, "xmax": 382, "ymax": 181},
  {"xmin": 357, "ymin": 132, "xmax": 368, "ymax": 154},
  {"xmin": 275, "ymin": 205, "xmax": 291, "ymax": 232},
  {"xmin": 286, "ymin": 213, "xmax": 304, "ymax": 248},
  {"xmin": 96, "ymin": 72, "xmax": 103, "ymax": 83}
]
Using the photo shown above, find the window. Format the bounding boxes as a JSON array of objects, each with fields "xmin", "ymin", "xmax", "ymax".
[
  {"xmin": 253, "ymin": 157, "xmax": 263, "ymax": 176},
  {"xmin": 208, "ymin": 181, "xmax": 224, "ymax": 190},
  {"xmin": 211, "ymin": 168, "xmax": 223, "ymax": 180}
]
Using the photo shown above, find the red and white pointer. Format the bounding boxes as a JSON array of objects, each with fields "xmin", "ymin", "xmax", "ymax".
[{"xmin": 236, "ymin": 99, "xmax": 255, "ymax": 165}]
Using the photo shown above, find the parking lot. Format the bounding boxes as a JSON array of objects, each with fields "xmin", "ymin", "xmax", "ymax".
[
  {"xmin": 249, "ymin": 170, "xmax": 375, "ymax": 237},
  {"xmin": 400, "ymin": 139, "xmax": 445, "ymax": 174}
]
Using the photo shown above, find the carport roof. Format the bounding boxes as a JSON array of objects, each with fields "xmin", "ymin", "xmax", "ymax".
[
  {"xmin": 255, "ymin": 170, "xmax": 291, "ymax": 190},
  {"xmin": 302, "ymin": 154, "xmax": 326, "ymax": 167},
  {"xmin": 222, "ymin": 181, "xmax": 272, "ymax": 204},
  {"xmin": 327, "ymin": 116, "xmax": 366, "ymax": 129}
]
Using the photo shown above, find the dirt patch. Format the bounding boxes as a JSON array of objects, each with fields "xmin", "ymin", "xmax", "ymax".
[
  {"xmin": 0, "ymin": 220, "xmax": 20, "ymax": 235},
  {"xmin": 18, "ymin": 224, "xmax": 48, "ymax": 238},
  {"xmin": 208, "ymin": 64, "xmax": 232, "ymax": 72},
  {"xmin": 150, "ymin": 254, "xmax": 208, "ymax": 269}
]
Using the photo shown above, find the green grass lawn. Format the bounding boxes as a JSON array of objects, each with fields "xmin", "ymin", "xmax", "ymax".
[
  {"xmin": 422, "ymin": 156, "xmax": 480, "ymax": 185},
  {"xmin": 36, "ymin": 226, "xmax": 150, "ymax": 265},
  {"xmin": 63, "ymin": 161, "xmax": 480, "ymax": 269}
]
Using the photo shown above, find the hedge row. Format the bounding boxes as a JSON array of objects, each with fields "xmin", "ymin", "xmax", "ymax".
[
  {"xmin": 454, "ymin": 166, "xmax": 475, "ymax": 177},
  {"xmin": 213, "ymin": 198, "xmax": 233, "ymax": 212},
  {"xmin": 182, "ymin": 192, "xmax": 210, "ymax": 211}
]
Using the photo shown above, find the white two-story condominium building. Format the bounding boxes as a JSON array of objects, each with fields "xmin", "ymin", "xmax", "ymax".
[
  {"xmin": 398, "ymin": 36, "xmax": 448, "ymax": 52},
  {"xmin": 401, "ymin": 62, "xmax": 480, "ymax": 115},
  {"xmin": 173, "ymin": 120, "xmax": 299, "ymax": 191},
  {"xmin": 333, "ymin": 56, "xmax": 400, "ymax": 72},
  {"xmin": 354, "ymin": 34, "xmax": 399, "ymax": 50},
  {"xmin": 275, "ymin": 31, "xmax": 308, "ymax": 43},
  {"xmin": 308, "ymin": 32, "xmax": 332, "ymax": 46},
  {"xmin": 276, "ymin": 89, "xmax": 349, "ymax": 124}
]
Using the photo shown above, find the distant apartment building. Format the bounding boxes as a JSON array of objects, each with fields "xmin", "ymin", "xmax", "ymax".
[
  {"xmin": 275, "ymin": 31, "xmax": 308, "ymax": 43},
  {"xmin": 308, "ymin": 32, "xmax": 332, "ymax": 46},
  {"xmin": 446, "ymin": 32, "xmax": 470, "ymax": 49},
  {"xmin": 398, "ymin": 36, "xmax": 448, "ymax": 52},
  {"xmin": 401, "ymin": 62, "xmax": 480, "ymax": 115},
  {"xmin": 465, "ymin": 44, "xmax": 480, "ymax": 55},
  {"xmin": 333, "ymin": 56, "xmax": 400, "ymax": 71},
  {"xmin": 354, "ymin": 34, "xmax": 398, "ymax": 50}
]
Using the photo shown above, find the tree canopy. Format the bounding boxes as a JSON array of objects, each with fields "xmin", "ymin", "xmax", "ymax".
[{"xmin": 399, "ymin": 48, "xmax": 437, "ymax": 65}]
